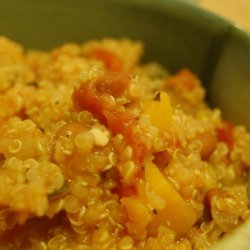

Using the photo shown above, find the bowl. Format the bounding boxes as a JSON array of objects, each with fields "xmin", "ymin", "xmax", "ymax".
[
  {"xmin": 1, "ymin": 0, "xmax": 250, "ymax": 249},
  {"xmin": 0, "ymin": 0, "xmax": 250, "ymax": 128}
]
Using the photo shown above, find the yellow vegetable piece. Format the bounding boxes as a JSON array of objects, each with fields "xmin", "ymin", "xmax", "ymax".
[
  {"xmin": 121, "ymin": 196, "xmax": 153, "ymax": 230},
  {"xmin": 143, "ymin": 91, "xmax": 172, "ymax": 132},
  {"xmin": 145, "ymin": 161, "xmax": 197, "ymax": 237}
]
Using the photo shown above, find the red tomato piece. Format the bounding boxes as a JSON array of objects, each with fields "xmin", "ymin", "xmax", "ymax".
[
  {"xmin": 93, "ymin": 71, "xmax": 131, "ymax": 97},
  {"xmin": 72, "ymin": 82, "xmax": 106, "ymax": 122},
  {"xmin": 165, "ymin": 68, "xmax": 199, "ymax": 90},
  {"xmin": 115, "ymin": 181, "xmax": 138, "ymax": 198},
  {"xmin": 217, "ymin": 121, "xmax": 234, "ymax": 148},
  {"xmin": 72, "ymin": 72, "xmax": 148, "ymax": 163},
  {"xmin": 91, "ymin": 48, "xmax": 124, "ymax": 72},
  {"xmin": 72, "ymin": 72, "xmax": 132, "ymax": 122},
  {"xmin": 104, "ymin": 111, "xmax": 148, "ymax": 164}
]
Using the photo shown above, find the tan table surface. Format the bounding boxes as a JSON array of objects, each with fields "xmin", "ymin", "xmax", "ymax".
[{"xmin": 199, "ymin": 0, "xmax": 250, "ymax": 31}]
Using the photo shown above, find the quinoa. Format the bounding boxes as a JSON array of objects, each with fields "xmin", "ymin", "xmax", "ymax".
[{"xmin": 0, "ymin": 36, "xmax": 249, "ymax": 250}]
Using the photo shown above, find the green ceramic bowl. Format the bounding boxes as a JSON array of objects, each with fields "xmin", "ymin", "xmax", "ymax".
[{"xmin": 0, "ymin": 0, "xmax": 250, "ymax": 128}]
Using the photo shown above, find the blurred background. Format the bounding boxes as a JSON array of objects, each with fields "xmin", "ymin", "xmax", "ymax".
[{"xmin": 198, "ymin": 0, "xmax": 250, "ymax": 30}]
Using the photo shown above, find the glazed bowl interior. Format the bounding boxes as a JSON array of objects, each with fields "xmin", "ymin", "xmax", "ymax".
[{"xmin": 0, "ymin": 0, "xmax": 250, "ymax": 128}]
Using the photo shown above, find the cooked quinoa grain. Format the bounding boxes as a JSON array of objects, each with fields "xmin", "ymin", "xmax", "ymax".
[{"xmin": 0, "ymin": 36, "xmax": 249, "ymax": 249}]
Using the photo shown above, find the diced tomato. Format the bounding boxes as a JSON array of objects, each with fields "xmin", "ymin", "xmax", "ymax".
[
  {"xmin": 93, "ymin": 71, "xmax": 131, "ymax": 97},
  {"xmin": 103, "ymin": 110, "xmax": 135, "ymax": 135},
  {"xmin": 104, "ymin": 111, "xmax": 148, "ymax": 163},
  {"xmin": 115, "ymin": 181, "xmax": 138, "ymax": 198},
  {"xmin": 134, "ymin": 167, "xmax": 144, "ymax": 179},
  {"xmin": 72, "ymin": 72, "xmax": 132, "ymax": 122},
  {"xmin": 216, "ymin": 121, "xmax": 234, "ymax": 148},
  {"xmin": 123, "ymin": 123, "xmax": 148, "ymax": 164},
  {"xmin": 90, "ymin": 48, "xmax": 124, "ymax": 72},
  {"xmin": 165, "ymin": 68, "xmax": 199, "ymax": 90},
  {"xmin": 72, "ymin": 81, "xmax": 106, "ymax": 122},
  {"xmin": 72, "ymin": 71, "xmax": 148, "ymax": 163}
]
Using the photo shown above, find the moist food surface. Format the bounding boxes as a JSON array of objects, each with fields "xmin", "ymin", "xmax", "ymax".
[{"xmin": 0, "ymin": 37, "xmax": 250, "ymax": 250}]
